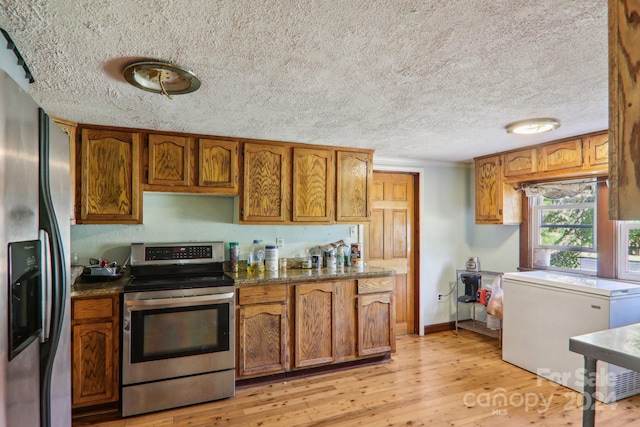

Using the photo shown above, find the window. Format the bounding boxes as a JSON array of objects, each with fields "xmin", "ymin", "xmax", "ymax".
[
  {"xmin": 617, "ymin": 222, "xmax": 640, "ymax": 281},
  {"xmin": 529, "ymin": 181, "xmax": 597, "ymax": 274}
]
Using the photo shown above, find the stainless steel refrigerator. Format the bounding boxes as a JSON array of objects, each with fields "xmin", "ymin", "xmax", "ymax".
[{"xmin": 1, "ymin": 42, "xmax": 72, "ymax": 427}]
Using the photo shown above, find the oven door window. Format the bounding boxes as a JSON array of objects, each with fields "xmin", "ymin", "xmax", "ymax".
[{"xmin": 130, "ymin": 303, "xmax": 229, "ymax": 363}]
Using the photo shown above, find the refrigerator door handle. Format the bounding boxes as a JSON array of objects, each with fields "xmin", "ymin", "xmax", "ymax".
[{"xmin": 39, "ymin": 229, "xmax": 53, "ymax": 343}]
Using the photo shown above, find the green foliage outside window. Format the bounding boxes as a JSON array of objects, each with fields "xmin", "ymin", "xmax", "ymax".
[{"xmin": 536, "ymin": 189, "xmax": 595, "ymax": 270}]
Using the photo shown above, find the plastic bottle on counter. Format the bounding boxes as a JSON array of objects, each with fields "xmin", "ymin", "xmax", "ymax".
[
  {"xmin": 247, "ymin": 240, "xmax": 260, "ymax": 274},
  {"xmin": 301, "ymin": 249, "xmax": 312, "ymax": 269},
  {"xmin": 336, "ymin": 245, "xmax": 345, "ymax": 268},
  {"xmin": 229, "ymin": 242, "xmax": 239, "ymax": 272},
  {"xmin": 253, "ymin": 240, "xmax": 265, "ymax": 273}
]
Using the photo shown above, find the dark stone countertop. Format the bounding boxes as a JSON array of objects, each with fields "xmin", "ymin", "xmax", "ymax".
[
  {"xmin": 229, "ymin": 265, "xmax": 395, "ymax": 285},
  {"xmin": 70, "ymin": 266, "xmax": 395, "ymax": 298},
  {"xmin": 70, "ymin": 267, "xmax": 129, "ymax": 298}
]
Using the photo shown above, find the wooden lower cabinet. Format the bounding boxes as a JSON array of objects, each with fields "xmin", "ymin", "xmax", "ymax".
[
  {"xmin": 237, "ymin": 303, "xmax": 287, "ymax": 377},
  {"xmin": 294, "ymin": 282, "xmax": 336, "ymax": 367},
  {"xmin": 358, "ymin": 293, "xmax": 396, "ymax": 356},
  {"xmin": 237, "ymin": 283, "xmax": 288, "ymax": 378},
  {"xmin": 237, "ymin": 277, "xmax": 395, "ymax": 379},
  {"xmin": 71, "ymin": 295, "xmax": 120, "ymax": 409},
  {"xmin": 236, "ymin": 277, "xmax": 395, "ymax": 379}
]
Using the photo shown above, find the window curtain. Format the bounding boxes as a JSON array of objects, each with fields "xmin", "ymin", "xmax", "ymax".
[{"xmin": 522, "ymin": 180, "xmax": 595, "ymax": 199}]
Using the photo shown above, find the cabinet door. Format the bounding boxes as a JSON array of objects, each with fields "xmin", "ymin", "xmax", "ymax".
[
  {"xmin": 357, "ymin": 293, "xmax": 395, "ymax": 356},
  {"xmin": 584, "ymin": 133, "xmax": 609, "ymax": 169},
  {"xmin": 198, "ymin": 138, "xmax": 238, "ymax": 193},
  {"xmin": 79, "ymin": 128, "xmax": 141, "ymax": 223},
  {"xmin": 238, "ymin": 303, "xmax": 287, "ymax": 377},
  {"xmin": 334, "ymin": 280, "xmax": 357, "ymax": 362},
  {"xmin": 336, "ymin": 150, "xmax": 372, "ymax": 222},
  {"xmin": 72, "ymin": 321, "xmax": 117, "ymax": 407},
  {"xmin": 147, "ymin": 134, "xmax": 190, "ymax": 186},
  {"xmin": 241, "ymin": 143, "xmax": 289, "ymax": 222},
  {"xmin": 539, "ymin": 139, "xmax": 583, "ymax": 172},
  {"xmin": 292, "ymin": 147, "xmax": 334, "ymax": 222},
  {"xmin": 294, "ymin": 282, "xmax": 335, "ymax": 367},
  {"xmin": 475, "ymin": 155, "xmax": 502, "ymax": 223},
  {"xmin": 503, "ymin": 149, "xmax": 536, "ymax": 177}
]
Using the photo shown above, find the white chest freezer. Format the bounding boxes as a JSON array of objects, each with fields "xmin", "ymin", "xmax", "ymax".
[{"xmin": 502, "ymin": 271, "xmax": 640, "ymax": 403}]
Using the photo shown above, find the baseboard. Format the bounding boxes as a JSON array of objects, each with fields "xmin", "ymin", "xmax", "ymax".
[{"xmin": 424, "ymin": 321, "xmax": 455, "ymax": 334}]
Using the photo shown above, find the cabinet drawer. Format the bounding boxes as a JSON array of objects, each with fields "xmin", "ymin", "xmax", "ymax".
[
  {"xmin": 73, "ymin": 297, "xmax": 115, "ymax": 320},
  {"xmin": 358, "ymin": 276, "xmax": 395, "ymax": 294},
  {"xmin": 238, "ymin": 284, "xmax": 287, "ymax": 305}
]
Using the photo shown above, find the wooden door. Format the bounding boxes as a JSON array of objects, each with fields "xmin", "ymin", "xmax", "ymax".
[{"xmin": 365, "ymin": 172, "xmax": 416, "ymax": 335}]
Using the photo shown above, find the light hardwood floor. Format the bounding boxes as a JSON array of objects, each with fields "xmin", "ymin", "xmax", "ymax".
[{"xmin": 81, "ymin": 331, "xmax": 640, "ymax": 426}]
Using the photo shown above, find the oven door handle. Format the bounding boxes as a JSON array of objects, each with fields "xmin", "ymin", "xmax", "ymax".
[{"xmin": 125, "ymin": 292, "xmax": 235, "ymax": 309}]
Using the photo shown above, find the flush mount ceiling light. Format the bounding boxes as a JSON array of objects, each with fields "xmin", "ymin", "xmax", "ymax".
[
  {"xmin": 505, "ymin": 118, "xmax": 560, "ymax": 135},
  {"xmin": 123, "ymin": 61, "xmax": 201, "ymax": 99}
]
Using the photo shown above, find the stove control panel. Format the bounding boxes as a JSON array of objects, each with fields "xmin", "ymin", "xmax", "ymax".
[
  {"xmin": 131, "ymin": 242, "xmax": 225, "ymax": 266},
  {"xmin": 145, "ymin": 245, "xmax": 212, "ymax": 260}
]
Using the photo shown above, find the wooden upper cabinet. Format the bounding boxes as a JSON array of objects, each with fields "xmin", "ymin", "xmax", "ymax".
[
  {"xmin": 584, "ymin": 133, "xmax": 609, "ymax": 170},
  {"xmin": 609, "ymin": 0, "xmax": 640, "ymax": 220},
  {"xmin": 475, "ymin": 155, "xmax": 521, "ymax": 225},
  {"xmin": 78, "ymin": 128, "xmax": 141, "ymax": 224},
  {"xmin": 197, "ymin": 138, "xmax": 238, "ymax": 192},
  {"xmin": 292, "ymin": 147, "xmax": 334, "ymax": 222},
  {"xmin": 538, "ymin": 140, "xmax": 583, "ymax": 172},
  {"xmin": 241, "ymin": 143, "xmax": 289, "ymax": 223},
  {"xmin": 503, "ymin": 148, "xmax": 537, "ymax": 177},
  {"xmin": 336, "ymin": 150, "xmax": 373, "ymax": 222},
  {"xmin": 147, "ymin": 134, "xmax": 190, "ymax": 186}
]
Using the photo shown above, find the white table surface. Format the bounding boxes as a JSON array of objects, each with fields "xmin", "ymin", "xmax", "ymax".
[
  {"xmin": 570, "ymin": 323, "xmax": 640, "ymax": 427},
  {"xmin": 570, "ymin": 323, "xmax": 640, "ymax": 370}
]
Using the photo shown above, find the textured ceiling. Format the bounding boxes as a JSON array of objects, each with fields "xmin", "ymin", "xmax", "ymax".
[{"xmin": 0, "ymin": 1, "xmax": 608, "ymax": 162}]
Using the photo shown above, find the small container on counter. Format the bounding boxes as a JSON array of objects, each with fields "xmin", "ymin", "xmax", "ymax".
[
  {"xmin": 229, "ymin": 242, "xmax": 239, "ymax": 272},
  {"xmin": 324, "ymin": 249, "xmax": 336, "ymax": 270},
  {"xmin": 311, "ymin": 254, "xmax": 323, "ymax": 269},
  {"xmin": 265, "ymin": 245, "xmax": 278, "ymax": 271},
  {"xmin": 350, "ymin": 243, "xmax": 363, "ymax": 267}
]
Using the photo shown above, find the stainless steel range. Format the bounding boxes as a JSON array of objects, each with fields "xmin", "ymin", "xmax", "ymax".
[{"xmin": 121, "ymin": 242, "xmax": 235, "ymax": 417}]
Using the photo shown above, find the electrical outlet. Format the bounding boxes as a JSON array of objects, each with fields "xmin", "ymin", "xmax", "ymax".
[
  {"xmin": 438, "ymin": 294, "xmax": 446, "ymax": 303},
  {"xmin": 349, "ymin": 226, "xmax": 357, "ymax": 239},
  {"xmin": 276, "ymin": 238, "xmax": 284, "ymax": 248}
]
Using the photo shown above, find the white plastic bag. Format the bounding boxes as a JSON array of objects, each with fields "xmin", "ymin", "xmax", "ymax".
[{"xmin": 486, "ymin": 275, "xmax": 504, "ymax": 321}]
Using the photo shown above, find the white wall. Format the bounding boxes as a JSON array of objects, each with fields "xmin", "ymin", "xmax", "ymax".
[{"xmin": 71, "ymin": 193, "xmax": 356, "ymax": 266}]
